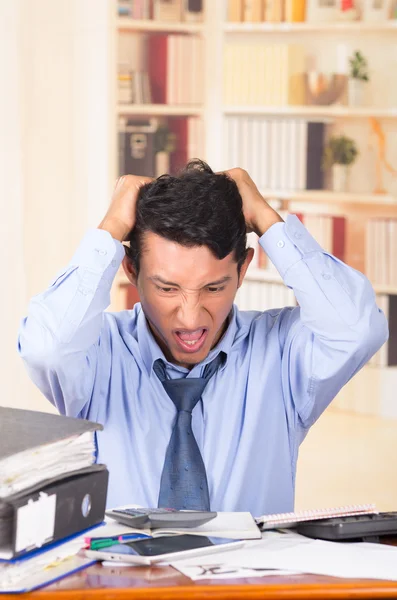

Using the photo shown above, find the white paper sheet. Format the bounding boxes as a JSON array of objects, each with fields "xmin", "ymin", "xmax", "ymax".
[{"xmin": 171, "ymin": 530, "xmax": 397, "ymax": 582}]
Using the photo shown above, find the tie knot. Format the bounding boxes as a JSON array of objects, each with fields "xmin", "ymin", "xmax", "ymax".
[
  {"xmin": 162, "ymin": 378, "xmax": 208, "ymax": 413},
  {"xmin": 153, "ymin": 352, "xmax": 225, "ymax": 412}
]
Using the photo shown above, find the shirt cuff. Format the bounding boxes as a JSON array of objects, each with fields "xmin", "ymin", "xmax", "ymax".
[
  {"xmin": 258, "ymin": 214, "xmax": 323, "ymax": 278},
  {"xmin": 70, "ymin": 229, "xmax": 125, "ymax": 275}
]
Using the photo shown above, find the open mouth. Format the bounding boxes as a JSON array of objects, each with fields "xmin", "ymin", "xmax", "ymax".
[{"xmin": 173, "ymin": 328, "xmax": 208, "ymax": 353}]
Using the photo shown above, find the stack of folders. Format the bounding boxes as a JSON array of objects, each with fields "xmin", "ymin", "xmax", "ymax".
[{"xmin": 0, "ymin": 407, "xmax": 109, "ymax": 592}]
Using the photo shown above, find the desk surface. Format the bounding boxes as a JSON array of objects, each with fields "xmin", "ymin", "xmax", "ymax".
[{"xmin": 7, "ymin": 563, "xmax": 397, "ymax": 600}]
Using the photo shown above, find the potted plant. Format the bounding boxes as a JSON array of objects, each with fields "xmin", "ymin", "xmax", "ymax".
[
  {"xmin": 348, "ymin": 51, "xmax": 369, "ymax": 106},
  {"xmin": 323, "ymin": 135, "xmax": 358, "ymax": 192}
]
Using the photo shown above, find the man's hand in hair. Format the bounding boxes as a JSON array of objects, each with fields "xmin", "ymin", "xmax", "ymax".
[
  {"xmin": 98, "ymin": 175, "xmax": 153, "ymax": 242},
  {"xmin": 225, "ymin": 168, "xmax": 283, "ymax": 237}
]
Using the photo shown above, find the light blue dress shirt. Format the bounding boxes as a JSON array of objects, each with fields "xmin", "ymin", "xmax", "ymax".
[{"xmin": 18, "ymin": 216, "xmax": 388, "ymax": 515}]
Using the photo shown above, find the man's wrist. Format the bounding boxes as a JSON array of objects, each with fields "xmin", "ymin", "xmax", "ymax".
[
  {"xmin": 252, "ymin": 204, "xmax": 284, "ymax": 237},
  {"xmin": 98, "ymin": 217, "xmax": 131, "ymax": 242}
]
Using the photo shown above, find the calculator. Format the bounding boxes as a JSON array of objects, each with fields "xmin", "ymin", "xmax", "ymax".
[
  {"xmin": 105, "ymin": 507, "xmax": 217, "ymax": 529},
  {"xmin": 297, "ymin": 512, "xmax": 397, "ymax": 541}
]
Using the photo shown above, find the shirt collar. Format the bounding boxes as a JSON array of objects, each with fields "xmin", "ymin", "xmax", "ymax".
[{"xmin": 136, "ymin": 304, "xmax": 238, "ymax": 376}]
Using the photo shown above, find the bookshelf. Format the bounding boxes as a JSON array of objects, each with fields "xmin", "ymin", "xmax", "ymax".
[
  {"xmin": 224, "ymin": 21, "xmax": 397, "ymax": 33},
  {"xmin": 111, "ymin": 1, "xmax": 397, "ymax": 416},
  {"xmin": 117, "ymin": 18, "xmax": 204, "ymax": 33},
  {"xmin": 117, "ymin": 104, "xmax": 205, "ymax": 116},
  {"xmin": 223, "ymin": 106, "xmax": 397, "ymax": 119},
  {"xmin": 259, "ymin": 190, "xmax": 397, "ymax": 206}
]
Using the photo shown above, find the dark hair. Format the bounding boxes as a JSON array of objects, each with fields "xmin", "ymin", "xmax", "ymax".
[{"xmin": 125, "ymin": 160, "xmax": 248, "ymax": 274}]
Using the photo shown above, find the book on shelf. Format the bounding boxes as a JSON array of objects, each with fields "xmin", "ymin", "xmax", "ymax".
[
  {"xmin": 117, "ymin": 0, "xmax": 133, "ymax": 17},
  {"xmin": 148, "ymin": 34, "xmax": 203, "ymax": 105},
  {"xmin": 243, "ymin": 0, "xmax": 264, "ymax": 21},
  {"xmin": 132, "ymin": 0, "xmax": 152, "ymax": 19},
  {"xmin": 284, "ymin": 0, "xmax": 306, "ymax": 22},
  {"xmin": 366, "ymin": 219, "xmax": 397, "ymax": 288},
  {"xmin": 153, "ymin": 0, "xmax": 182, "ymax": 21},
  {"xmin": 118, "ymin": 69, "xmax": 152, "ymax": 105},
  {"xmin": 263, "ymin": 0, "xmax": 284, "ymax": 21},
  {"xmin": 225, "ymin": 117, "xmax": 325, "ymax": 192},
  {"xmin": 223, "ymin": 43, "xmax": 305, "ymax": 106},
  {"xmin": 228, "ymin": 0, "xmax": 244, "ymax": 20},
  {"xmin": 183, "ymin": 0, "xmax": 204, "ymax": 21},
  {"xmin": 227, "ymin": 0, "xmax": 289, "ymax": 21},
  {"xmin": 236, "ymin": 278, "xmax": 296, "ymax": 311}
]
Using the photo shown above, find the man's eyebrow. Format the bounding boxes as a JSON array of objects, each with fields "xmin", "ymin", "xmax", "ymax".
[{"xmin": 149, "ymin": 275, "xmax": 232, "ymax": 287}]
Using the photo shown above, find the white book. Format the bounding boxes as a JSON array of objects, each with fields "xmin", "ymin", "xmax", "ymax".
[
  {"xmin": 297, "ymin": 120, "xmax": 307, "ymax": 190},
  {"xmin": 288, "ymin": 120, "xmax": 298, "ymax": 190},
  {"xmin": 252, "ymin": 118, "xmax": 261, "ymax": 186},
  {"xmin": 240, "ymin": 118, "xmax": 250, "ymax": 171},
  {"xmin": 373, "ymin": 220, "xmax": 380, "ymax": 285},
  {"xmin": 269, "ymin": 120, "xmax": 279, "ymax": 190},
  {"xmin": 389, "ymin": 220, "xmax": 397, "ymax": 287},
  {"xmin": 279, "ymin": 119, "xmax": 289, "ymax": 190},
  {"xmin": 379, "ymin": 220, "xmax": 388, "ymax": 286},
  {"xmin": 365, "ymin": 219, "xmax": 374, "ymax": 283},
  {"xmin": 259, "ymin": 119, "xmax": 269, "ymax": 189}
]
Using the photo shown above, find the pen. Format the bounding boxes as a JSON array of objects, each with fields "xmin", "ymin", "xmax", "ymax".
[{"xmin": 85, "ymin": 533, "xmax": 151, "ymax": 550}]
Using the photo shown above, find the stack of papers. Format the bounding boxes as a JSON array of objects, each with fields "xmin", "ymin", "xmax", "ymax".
[
  {"xmin": 0, "ymin": 407, "xmax": 100, "ymax": 498},
  {"xmin": 0, "ymin": 536, "xmax": 94, "ymax": 593}
]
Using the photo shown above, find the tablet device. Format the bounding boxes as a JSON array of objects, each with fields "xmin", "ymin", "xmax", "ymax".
[{"xmin": 85, "ymin": 534, "xmax": 244, "ymax": 565}]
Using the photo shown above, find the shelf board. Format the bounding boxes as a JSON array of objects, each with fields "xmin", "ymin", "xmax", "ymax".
[
  {"xmin": 259, "ymin": 190, "xmax": 397, "ymax": 206},
  {"xmin": 223, "ymin": 105, "xmax": 397, "ymax": 119},
  {"xmin": 117, "ymin": 18, "xmax": 204, "ymax": 33},
  {"xmin": 373, "ymin": 284, "xmax": 397, "ymax": 295},
  {"xmin": 117, "ymin": 104, "xmax": 204, "ymax": 116},
  {"xmin": 224, "ymin": 20, "xmax": 397, "ymax": 34}
]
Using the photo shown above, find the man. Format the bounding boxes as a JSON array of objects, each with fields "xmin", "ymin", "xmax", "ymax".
[{"xmin": 18, "ymin": 161, "xmax": 388, "ymax": 515}]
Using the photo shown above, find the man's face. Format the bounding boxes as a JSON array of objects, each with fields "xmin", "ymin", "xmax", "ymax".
[{"xmin": 123, "ymin": 232, "xmax": 252, "ymax": 369}]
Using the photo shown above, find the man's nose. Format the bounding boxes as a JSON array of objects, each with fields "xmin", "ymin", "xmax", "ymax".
[{"xmin": 176, "ymin": 297, "xmax": 203, "ymax": 329}]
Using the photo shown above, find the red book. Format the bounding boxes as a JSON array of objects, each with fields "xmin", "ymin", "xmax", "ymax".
[
  {"xmin": 332, "ymin": 216, "xmax": 346, "ymax": 262},
  {"xmin": 147, "ymin": 34, "xmax": 168, "ymax": 104}
]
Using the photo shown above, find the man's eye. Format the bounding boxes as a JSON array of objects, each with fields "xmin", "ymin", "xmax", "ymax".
[
  {"xmin": 207, "ymin": 286, "xmax": 225, "ymax": 293},
  {"xmin": 156, "ymin": 286, "xmax": 176, "ymax": 293}
]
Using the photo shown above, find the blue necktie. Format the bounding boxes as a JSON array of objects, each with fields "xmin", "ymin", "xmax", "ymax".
[{"xmin": 153, "ymin": 353, "xmax": 224, "ymax": 510}]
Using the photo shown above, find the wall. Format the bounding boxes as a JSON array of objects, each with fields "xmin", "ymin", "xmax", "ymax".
[{"xmin": 0, "ymin": 0, "xmax": 116, "ymax": 411}]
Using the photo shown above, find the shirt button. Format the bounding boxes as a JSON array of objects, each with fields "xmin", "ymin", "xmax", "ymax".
[
  {"xmin": 294, "ymin": 232, "xmax": 302, "ymax": 240},
  {"xmin": 277, "ymin": 240, "xmax": 285, "ymax": 248},
  {"xmin": 322, "ymin": 273, "xmax": 331, "ymax": 280},
  {"xmin": 99, "ymin": 250, "xmax": 107, "ymax": 256}
]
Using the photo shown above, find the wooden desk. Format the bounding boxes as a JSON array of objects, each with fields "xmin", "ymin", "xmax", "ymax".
[{"xmin": 6, "ymin": 563, "xmax": 397, "ymax": 600}]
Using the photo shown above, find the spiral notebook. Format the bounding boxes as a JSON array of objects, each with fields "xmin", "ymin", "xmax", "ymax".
[{"xmin": 255, "ymin": 504, "xmax": 378, "ymax": 531}]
